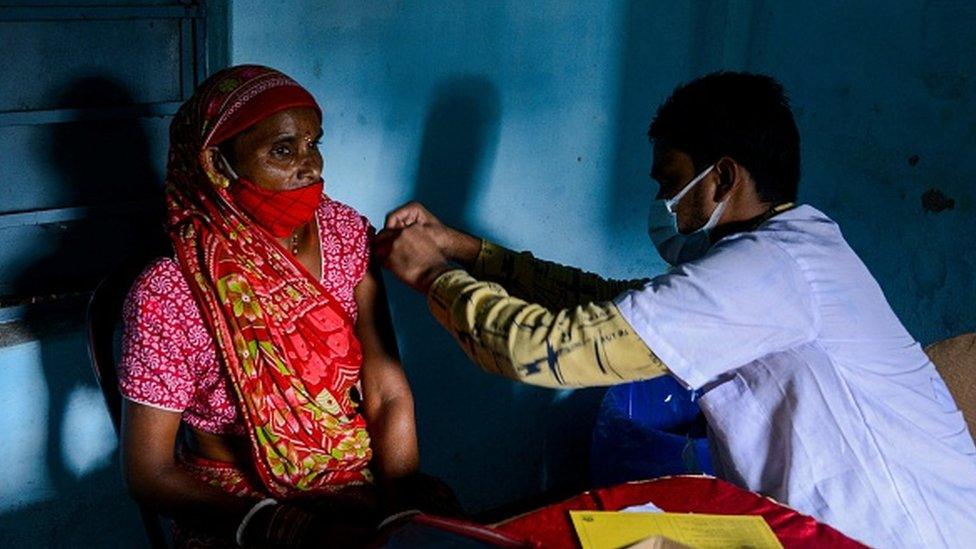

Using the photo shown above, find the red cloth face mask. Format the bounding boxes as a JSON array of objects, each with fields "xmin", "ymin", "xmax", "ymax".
[{"xmin": 228, "ymin": 175, "xmax": 323, "ymax": 238}]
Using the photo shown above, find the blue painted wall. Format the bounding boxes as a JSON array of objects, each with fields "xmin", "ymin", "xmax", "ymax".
[
  {"xmin": 226, "ymin": 0, "xmax": 976, "ymax": 509},
  {"xmin": 228, "ymin": 0, "xmax": 646, "ymax": 511},
  {"xmin": 1, "ymin": 0, "xmax": 974, "ymax": 544},
  {"xmin": 0, "ymin": 332, "xmax": 147, "ymax": 547}
]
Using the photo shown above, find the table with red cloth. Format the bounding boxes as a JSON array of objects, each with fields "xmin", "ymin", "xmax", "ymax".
[{"xmin": 489, "ymin": 475, "xmax": 867, "ymax": 548}]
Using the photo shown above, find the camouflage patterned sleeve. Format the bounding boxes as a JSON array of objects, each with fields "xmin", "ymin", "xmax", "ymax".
[
  {"xmin": 426, "ymin": 269, "xmax": 668, "ymax": 388},
  {"xmin": 470, "ymin": 240, "xmax": 649, "ymax": 310}
]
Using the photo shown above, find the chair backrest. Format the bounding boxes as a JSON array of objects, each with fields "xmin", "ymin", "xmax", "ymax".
[
  {"xmin": 86, "ymin": 257, "xmax": 169, "ymax": 549},
  {"xmin": 925, "ymin": 333, "xmax": 976, "ymax": 437}
]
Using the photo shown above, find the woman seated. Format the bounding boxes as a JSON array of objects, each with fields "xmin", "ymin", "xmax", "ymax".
[{"xmin": 117, "ymin": 65, "xmax": 452, "ymax": 547}]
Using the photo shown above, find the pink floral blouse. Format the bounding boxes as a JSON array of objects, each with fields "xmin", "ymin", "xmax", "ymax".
[{"xmin": 117, "ymin": 198, "xmax": 371, "ymax": 435}]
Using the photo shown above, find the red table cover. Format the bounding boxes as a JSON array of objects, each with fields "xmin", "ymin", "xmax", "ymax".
[{"xmin": 493, "ymin": 475, "xmax": 868, "ymax": 548}]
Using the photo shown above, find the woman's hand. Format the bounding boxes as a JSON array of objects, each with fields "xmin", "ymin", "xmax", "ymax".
[
  {"xmin": 381, "ymin": 473, "xmax": 466, "ymax": 519},
  {"xmin": 239, "ymin": 499, "xmax": 377, "ymax": 548}
]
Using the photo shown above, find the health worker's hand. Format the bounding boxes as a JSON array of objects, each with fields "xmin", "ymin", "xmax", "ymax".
[
  {"xmin": 374, "ymin": 223, "xmax": 453, "ymax": 294},
  {"xmin": 379, "ymin": 201, "xmax": 481, "ymax": 267}
]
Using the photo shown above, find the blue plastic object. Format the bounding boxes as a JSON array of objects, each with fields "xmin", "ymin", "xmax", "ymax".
[{"xmin": 590, "ymin": 375, "xmax": 713, "ymax": 487}]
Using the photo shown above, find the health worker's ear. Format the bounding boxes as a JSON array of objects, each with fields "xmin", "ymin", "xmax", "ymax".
[{"xmin": 711, "ymin": 156, "xmax": 746, "ymax": 203}]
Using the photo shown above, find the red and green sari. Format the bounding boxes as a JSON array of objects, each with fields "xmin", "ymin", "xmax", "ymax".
[{"xmin": 165, "ymin": 65, "xmax": 372, "ymax": 499}]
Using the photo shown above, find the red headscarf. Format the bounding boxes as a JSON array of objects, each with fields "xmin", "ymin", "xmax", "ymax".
[{"xmin": 165, "ymin": 65, "xmax": 372, "ymax": 498}]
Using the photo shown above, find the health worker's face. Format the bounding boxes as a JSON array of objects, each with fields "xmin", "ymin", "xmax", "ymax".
[{"xmin": 650, "ymin": 144, "xmax": 720, "ymax": 234}]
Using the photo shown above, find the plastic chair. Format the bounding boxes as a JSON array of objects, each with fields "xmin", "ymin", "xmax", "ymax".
[
  {"xmin": 86, "ymin": 258, "xmax": 169, "ymax": 549},
  {"xmin": 926, "ymin": 333, "xmax": 976, "ymax": 437}
]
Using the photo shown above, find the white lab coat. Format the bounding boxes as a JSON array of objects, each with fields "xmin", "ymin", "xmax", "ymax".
[{"xmin": 615, "ymin": 205, "xmax": 976, "ymax": 548}]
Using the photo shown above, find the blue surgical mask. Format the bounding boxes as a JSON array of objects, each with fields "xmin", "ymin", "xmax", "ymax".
[
  {"xmin": 648, "ymin": 164, "xmax": 724, "ymax": 265},
  {"xmin": 648, "ymin": 200, "xmax": 712, "ymax": 265}
]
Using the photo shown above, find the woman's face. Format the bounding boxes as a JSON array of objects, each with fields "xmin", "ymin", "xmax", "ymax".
[{"xmin": 223, "ymin": 106, "xmax": 323, "ymax": 191}]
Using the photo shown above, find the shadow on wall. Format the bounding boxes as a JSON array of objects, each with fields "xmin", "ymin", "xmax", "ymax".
[
  {"xmin": 385, "ymin": 76, "xmax": 606, "ymax": 511},
  {"xmin": 10, "ymin": 75, "xmax": 169, "ymax": 302},
  {"xmin": 0, "ymin": 75, "xmax": 167, "ymax": 547},
  {"xmin": 604, "ymin": 0, "xmax": 762, "ymax": 273},
  {"xmin": 385, "ymin": 76, "xmax": 505, "ymax": 510},
  {"xmin": 411, "ymin": 76, "xmax": 501, "ymax": 230},
  {"xmin": 389, "ymin": 76, "xmax": 604, "ymax": 512},
  {"xmin": 605, "ymin": 0, "xmax": 683, "ymax": 272}
]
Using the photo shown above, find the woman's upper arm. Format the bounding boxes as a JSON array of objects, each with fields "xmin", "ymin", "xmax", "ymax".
[
  {"xmin": 120, "ymin": 400, "xmax": 182, "ymax": 494},
  {"xmin": 117, "ymin": 261, "xmax": 195, "ymax": 492},
  {"xmin": 120, "ymin": 401, "xmax": 255, "ymax": 525},
  {"xmin": 353, "ymin": 264, "xmax": 419, "ymax": 480},
  {"xmin": 354, "ymin": 264, "xmax": 413, "ymax": 412}
]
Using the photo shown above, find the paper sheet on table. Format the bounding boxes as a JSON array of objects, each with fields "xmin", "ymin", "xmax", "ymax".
[
  {"xmin": 620, "ymin": 500, "xmax": 664, "ymax": 513},
  {"xmin": 570, "ymin": 511, "xmax": 783, "ymax": 549}
]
